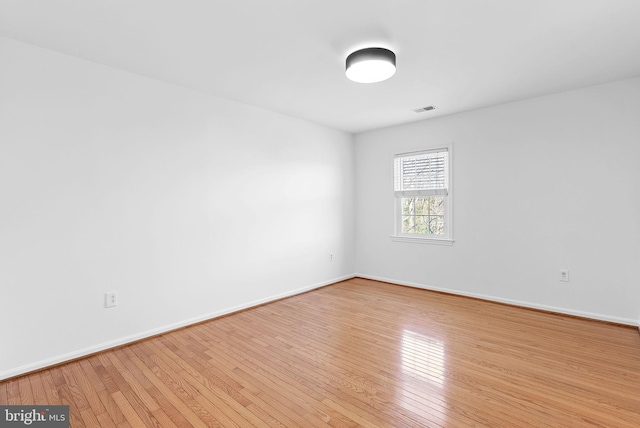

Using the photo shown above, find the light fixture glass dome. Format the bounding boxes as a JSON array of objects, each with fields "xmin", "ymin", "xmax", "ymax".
[{"xmin": 346, "ymin": 47, "xmax": 396, "ymax": 83}]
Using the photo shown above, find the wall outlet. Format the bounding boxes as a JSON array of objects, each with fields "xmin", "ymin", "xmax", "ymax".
[
  {"xmin": 559, "ymin": 269, "xmax": 569, "ymax": 282},
  {"xmin": 105, "ymin": 292, "xmax": 118, "ymax": 308},
  {"xmin": 329, "ymin": 253, "xmax": 334, "ymax": 262}
]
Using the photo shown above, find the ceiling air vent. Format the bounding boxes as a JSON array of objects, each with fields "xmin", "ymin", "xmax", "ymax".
[{"xmin": 412, "ymin": 105, "xmax": 436, "ymax": 113}]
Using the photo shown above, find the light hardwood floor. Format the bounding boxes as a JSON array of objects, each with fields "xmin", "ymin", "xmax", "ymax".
[{"xmin": 2, "ymin": 277, "xmax": 640, "ymax": 427}]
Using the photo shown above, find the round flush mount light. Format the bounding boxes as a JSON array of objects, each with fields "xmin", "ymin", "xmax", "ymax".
[{"xmin": 345, "ymin": 47, "xmax": 396, "ymax": 83}]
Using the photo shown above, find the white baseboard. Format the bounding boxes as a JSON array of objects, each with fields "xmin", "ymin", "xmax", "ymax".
[
  {"xmin": 0, "ymin": 274, "xmax": 355, "ymax": 381},
  {"xmin": 3, "ymin": 272, "xmax": 635, "ymax": 381},
  {"xmin": 355, "ymin": 273, "xmax": 639, "ymax": 327}
]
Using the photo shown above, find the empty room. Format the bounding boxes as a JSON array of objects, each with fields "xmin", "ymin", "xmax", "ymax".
[{"xmin": 1, "ymin": 1, "xmax": 640, "ymax": 427}]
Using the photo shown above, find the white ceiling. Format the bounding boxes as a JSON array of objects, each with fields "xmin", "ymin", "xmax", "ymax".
[{"xmin": 1, "ymin": 0, "xmax": 640, "ymax": 134}]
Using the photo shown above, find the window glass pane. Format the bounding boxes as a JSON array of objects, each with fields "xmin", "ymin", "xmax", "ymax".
[
  {"xmin": 395, "ymin": 150, "xmax": 448, "ymax": 192},
  {"xmin": 401, "ymin": 196, "xmax": 444, "ymax": 235}
]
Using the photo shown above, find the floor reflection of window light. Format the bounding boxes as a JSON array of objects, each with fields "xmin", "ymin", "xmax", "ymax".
[{"xmin": 401, "ymin": 330, "xmax": 446, "ymax": 386}]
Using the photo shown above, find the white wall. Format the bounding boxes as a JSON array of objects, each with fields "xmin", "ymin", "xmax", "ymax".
[
  {"xmin": 355, "ymin": 77, "xmax": 640, "ymax": 325},
  {"xmin": 2, "ymin": 34, "xmax": 638, "ymax": 381},
  {"xmin": 0, "ymin": 37, "xmax": 355, "ymax": 379}
]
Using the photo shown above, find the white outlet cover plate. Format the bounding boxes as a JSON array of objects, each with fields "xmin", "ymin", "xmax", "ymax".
[
  {"xmin": 559, "ymin": 270, "xmax": 569, "ymax": 282},
  {"xmin": 105, "ymin": 292, "xmax": 117, "ymax": 308}
]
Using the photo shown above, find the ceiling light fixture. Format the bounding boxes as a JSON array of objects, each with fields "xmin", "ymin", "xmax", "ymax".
[{"xmin": 345, "ymin": 47, "xmax": 396, "ymax": 83}]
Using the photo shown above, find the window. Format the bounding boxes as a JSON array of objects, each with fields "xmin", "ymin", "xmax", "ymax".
[{"xmin": 393, "ymin": 146, "xmax": 453, "ymax": 244}]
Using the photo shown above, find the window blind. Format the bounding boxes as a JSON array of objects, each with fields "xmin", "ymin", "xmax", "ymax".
[{"xmin": 394, "ymin": 149, "xmax": 448, "ymax": 196}]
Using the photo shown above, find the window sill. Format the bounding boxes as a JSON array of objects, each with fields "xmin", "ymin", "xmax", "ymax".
[{"xmin": 390, "ymin": 235, "xmax": 454, "ymax": 245}]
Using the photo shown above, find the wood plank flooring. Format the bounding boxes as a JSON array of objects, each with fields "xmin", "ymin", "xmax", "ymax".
[{"xmin": 2, "ymin": 277, "xmax": 640, "ymax": 427}]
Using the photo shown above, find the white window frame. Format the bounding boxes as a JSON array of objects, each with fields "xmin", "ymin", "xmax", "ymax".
[{"xmin": 391, "ymin": 144, "xmax": 454, "ymax": 245}]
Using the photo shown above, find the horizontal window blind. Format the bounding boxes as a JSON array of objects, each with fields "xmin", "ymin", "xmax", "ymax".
[{"xmin": 394, "ymin": 149, "xmax": 448, "ymax": 196}]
